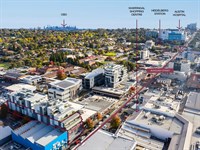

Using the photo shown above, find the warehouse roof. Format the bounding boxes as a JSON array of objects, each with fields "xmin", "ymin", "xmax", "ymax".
[
  {"xmin": 13, "ymin": 121, "xmax": 65, "ymax": 146},
  {"xmin": 185, "ymin": 92, "xmax": 200, "ymax": 111},
  {"xmin": 36, "ymin": 129, "xmax": 63, "ymax": 146}
]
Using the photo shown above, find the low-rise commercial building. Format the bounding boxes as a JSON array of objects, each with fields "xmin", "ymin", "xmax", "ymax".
[
  {"xmin": 185, "ymin": 92, "xmax": 200, "ymax": 113},
  {"xmin": 20, "ymin": 75, "xmax": 42, "ymax": 85},
  {"xmin": 78, "ymin": 95, "xmax": 117, "ymax": 114},
  {"xmin": 161, "ymin": 71, "xmax": 188, "ymax": 81},
  {"xmin": 118, "ymin": 110, "xmax": 192, "ymax": 150},
  {"xmin": 3, "ymin": 70, "xmax": 25, "ymax": 83},
  {"xmin": 141, "ymin": 90, "xmax": 180, "ymax": 116}
]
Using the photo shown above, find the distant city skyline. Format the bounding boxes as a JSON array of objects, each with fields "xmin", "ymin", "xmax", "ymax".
[{"xmin": 0, "ymin": 0, "xmax": 199, "ymax": 29}]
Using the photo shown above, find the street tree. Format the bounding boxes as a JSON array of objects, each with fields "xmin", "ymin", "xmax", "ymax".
[
  {"xmin": 86, "ymin": 118, "xmax": 94, "ymax": 129},
  {"xmin": 110, "ymin": 114, "xmax": 121, "ymax": 129},
  {"xmin": 97, "ymin": 112, "xmax": 102, "ymax": 121}
]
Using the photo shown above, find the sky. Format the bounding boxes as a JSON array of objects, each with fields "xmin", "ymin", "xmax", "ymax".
[{"xmin": 0, "ymin": 0, "xmax": 199, "ymax": 29}]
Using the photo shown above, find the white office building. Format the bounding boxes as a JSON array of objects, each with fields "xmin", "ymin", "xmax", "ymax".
[{"xmin": 48, "ymin": 78, "xmax": 82, "ymax": 101}]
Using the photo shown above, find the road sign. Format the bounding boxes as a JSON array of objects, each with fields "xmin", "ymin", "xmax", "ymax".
[{"xmin": 146, "ymin": 68, "xmax": 174, "ymax": 73}]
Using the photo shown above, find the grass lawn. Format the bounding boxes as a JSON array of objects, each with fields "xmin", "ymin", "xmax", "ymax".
[
  {"xmin": 104, "ymin": 52, "xmax": 116, "ymax": 56},
  {"xmin": 0, "ymin": 63, "xmax": 10, "ymax": 69}
]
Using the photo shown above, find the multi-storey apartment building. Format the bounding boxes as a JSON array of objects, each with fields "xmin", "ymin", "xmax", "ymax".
[
  {"xmin": 104, "ymin": 64, "xmax": 128, "ymax": 88},
  {"xmin": 7, "ymin": 89, "xmax": 83, "ymax": 142}
]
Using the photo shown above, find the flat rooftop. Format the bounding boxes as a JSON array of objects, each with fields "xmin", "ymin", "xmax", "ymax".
[
  {"xmin": 10, "ymin": 89, "xmax": 48, "ymax": 104},
  {"xmin": 135, "ymin": 111, "xmax": 183, "ymax": 134},
  {"xmin": 143, "ymin": 92, "xmax": 180, "ymax": 115},
  {"xmin": 78, "ymin": 130, "xmax": 136, "ymax": 150},
  {"xmin": 182, "ymin": 111, "xmax": 200, "ymax": 148},
  {"xmin": 117, "ymin": 122, "xmax": 164, "ymax": 150},
  {"xmin": 185, "ymin": 92, "xmax": 200, "ymax": 111},
  {"xmin": 84, "ymin": 68, "xmax": 104, "ymax": 79},
  {"xmin": 5, "ymin": 83, "xmax": 36, "ymax": 92},
  {"xmin": 55, "ymin": 80, "xmax": 74, "ymax": 89},
  {"xmin": 35, "ymin": 129, "xmax": 63, "ymax": 146},
  {"xmin": 21, "ymin": 75, "xmax": 41, "ymax": 81},
  {"xmin": 93, "ymin": 87, "xmax": 125, "ymax": 95},
  {"xmin": 118, "ymin": 110, "xmax": 192, "ymax": 150},
  {"xmin": 50, "ymin": 78, "xmax": 81, "ymax": 89},
  {"xmin": 60, "ymin": 101, "xmax": 97, "ymax": 122}
]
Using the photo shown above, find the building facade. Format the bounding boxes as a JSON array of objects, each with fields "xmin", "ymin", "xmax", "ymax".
[
  {"xmin": 104, "ymin": 64, "xmax": 128, "ymax": 88},
  {"xmin": 81, "ymin": 68, "xmax": 104, "ymax": 89},
  {"xmin": 20, "ymin": 75, "xmax": 42, "ymax": 85},
  {"xmin": 48, "ymin": 78, "xmax": 82, "ymax": 101},
  {"xmin": 168, "ymin": 59, "xmax": 191, "ymax": 72}
]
